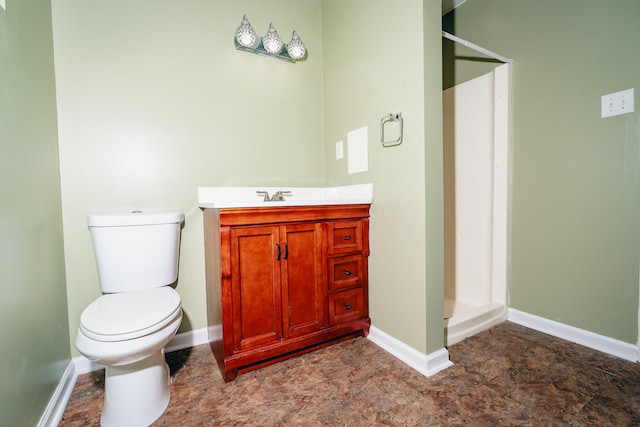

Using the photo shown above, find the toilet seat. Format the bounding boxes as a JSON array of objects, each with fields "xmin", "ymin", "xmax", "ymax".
[{"xmin": 80, "ymin": 287, "xmax": 181, "ymax": 342}]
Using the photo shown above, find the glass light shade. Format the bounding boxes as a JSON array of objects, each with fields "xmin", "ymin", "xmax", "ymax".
[
  {"xmin": 262, "ymin": 24, "xmax": 284, "ymax": 54},
  {"xmin": 286, "ymin": 31, "xmax": 306, "ymax": 60},
  {"xmin": 235, "ymin": 15, "xmax": 259, "ymax": 48}
]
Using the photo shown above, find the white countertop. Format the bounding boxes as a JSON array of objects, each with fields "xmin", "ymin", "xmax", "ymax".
[{"xmin": 198, "ymin": 183, "xmax": 373, "ymax": 209}]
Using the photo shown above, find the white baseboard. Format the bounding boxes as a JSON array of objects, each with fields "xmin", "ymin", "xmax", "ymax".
[
  {"xmin": 165, "ymin": 327, "xmax": 209, "ymax": 353},
  {"xmin": 73, "ymin": 356, "xmax": 103, "ymax": 375},
  {"xmin": 37, "ymin": 360, "xmax": 77, "ymax": 427},
  {"xmin": 368, "ymin": 325, "xmax": 453, "ymax": 377},
  {"xmin": 74, "ymin": 327, "xmax": 210, "ymax": 374},
  {"xmin": 508, "ymin": 308, "xmax": 639, "ymax": 363}
]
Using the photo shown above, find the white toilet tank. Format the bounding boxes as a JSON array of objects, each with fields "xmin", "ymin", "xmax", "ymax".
[{"xmin": 88, "ymin": 211, "xmax": 185, "ymax": 293}]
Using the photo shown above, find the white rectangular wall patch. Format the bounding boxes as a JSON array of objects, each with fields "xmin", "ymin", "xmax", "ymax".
[{"xmin": 347, "ymin": 126, "xmax": 368, "ymax": 174}]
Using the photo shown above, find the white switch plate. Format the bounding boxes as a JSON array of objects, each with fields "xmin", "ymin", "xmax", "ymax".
[
  {"xmin": 0, "ymin": 0, "xmax": 5, "ymax": 10},
  {"xmin": 336, "ymin": 141, "xmax": 344, "ymax": 159},
  {"xmin": 601, "ymin": 88, "xmax": 634, "ymax": 118}
]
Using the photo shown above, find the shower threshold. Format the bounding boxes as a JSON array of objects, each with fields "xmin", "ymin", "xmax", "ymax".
[{"xmin": 444, "ymin": 300, "xmax": 506, "ymax": 346}]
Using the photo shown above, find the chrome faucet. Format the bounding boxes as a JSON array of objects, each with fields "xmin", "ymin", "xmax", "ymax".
[{"xmin": 256, "ymin": 190, "xmax": 292, "ymax": 202}]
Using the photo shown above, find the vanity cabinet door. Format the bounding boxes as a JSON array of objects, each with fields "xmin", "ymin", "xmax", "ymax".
[
  {"xmin": 281, "ymin": 222, "xmax": 326, "ymax": 337},
  {"xmin": 229, "ymin": 225, "xmax": 283, "ymax": 351},
  {"xmin": 229, "ymin": 222, "xmax": 325, "ymax": 351}
]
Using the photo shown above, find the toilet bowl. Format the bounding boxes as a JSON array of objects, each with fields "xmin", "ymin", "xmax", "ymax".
[
  {"xmin": 75, "ymin": 288, "xmax": 182, "ymax": 427},
  {"xmin": 77, "ymin": 287, "xmax": 182, "ymax": 365},
  {"xmin": 75, "ymin": 211, "xmax": 184, "ymax": 427}
]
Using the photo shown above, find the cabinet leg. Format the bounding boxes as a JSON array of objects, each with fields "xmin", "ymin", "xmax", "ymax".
[
  {"xmin": 359, "ymin": 320, "xmax": 371, "ymax": 337},
  {"xmin": 224, "ymin": 369, "xmax": 238, "ymax": 382}
]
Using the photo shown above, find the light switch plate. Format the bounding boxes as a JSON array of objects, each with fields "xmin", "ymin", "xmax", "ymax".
[{"xmin": 601, "ymin": 88, "xmax": 634, "ymax": 118}]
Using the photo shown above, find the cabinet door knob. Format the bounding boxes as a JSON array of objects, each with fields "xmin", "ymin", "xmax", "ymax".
[
  {"xmin": 276, "ymin": 243, "xmax": 281, "ymax": 260},
  {"xmin": 284, "ymin": 243, "xmax": 289, "ymax": 260},
  {"xmin": 344, "ymin": 304, "xmax": 353, "ymax": 310},
  {"xmin": 343, "ymin": 235, "xmax": 351, "ymax": 240},
  {"xmin": 343, "ymin": 270, "xmax": 352, "ymax": 275}
]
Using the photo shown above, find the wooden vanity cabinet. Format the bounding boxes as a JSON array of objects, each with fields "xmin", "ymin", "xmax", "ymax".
[
  {"xmin": 228, "ymin": 222, "xmax": 325, "ymax": 352},
  {"xmin": 204, "ymin": 204, "xmax": 370, "ymax": 382}
]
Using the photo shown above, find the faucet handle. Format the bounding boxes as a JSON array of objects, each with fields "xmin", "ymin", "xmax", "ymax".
[
  {"xmin": 270, "ymin": 190, "xmax": 292, "ymax": 201},
  {"xmin": 256, "ymin": 191, "xmax": 269, "ymax": 201}
]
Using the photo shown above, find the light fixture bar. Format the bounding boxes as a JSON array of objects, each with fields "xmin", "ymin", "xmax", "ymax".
[{"xmin": 233, "ymin": 38, "xmax": 298, "ymax": 63}]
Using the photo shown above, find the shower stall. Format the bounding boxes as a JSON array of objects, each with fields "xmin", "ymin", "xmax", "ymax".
[{"xmin": 443, "ymin": 62, "xmax": 511, "ymax": 346}]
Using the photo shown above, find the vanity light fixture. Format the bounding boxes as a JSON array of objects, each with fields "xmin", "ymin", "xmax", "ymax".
[
  {"xmin": 262, "ymin": 24, "xmax": 284, "ymax": 54},
  {"xmin": 233, "ymin": 15, "xmax": 307, "ymax": 63},
  {"xmin": 286, "ymin": 31, "xmax": 306, "ymax": 60},
  {"xmin": 235, "ymin": 15, "xmax": 260, "ymax": 49}
]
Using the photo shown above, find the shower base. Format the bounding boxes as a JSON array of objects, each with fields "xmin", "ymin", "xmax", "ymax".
[{"xmin": 444, "ymin": 299, "xmax": 507, "ymax": 346}]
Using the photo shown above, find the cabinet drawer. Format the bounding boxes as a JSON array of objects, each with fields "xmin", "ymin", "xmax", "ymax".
[
  {"xmin": 327, "ymin": 220, "xmax": 362, "ymax": 254},
  {"xmin": 328, "ymin": 254, "xmax": 363, "ymax": 291},
  {"xmin": 329, "ymin": 288, "xmax": 365, "ymax": 326}
]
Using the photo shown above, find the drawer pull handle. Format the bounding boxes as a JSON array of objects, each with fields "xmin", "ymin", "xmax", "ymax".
[
  {"xmin": 343, "ymin": 235, "xmax": 351, "ymax": 240},
  {"xmin": 344, "ymin": 304, "xmax": 353, "ymax": 310},
  {"xmin": 343, "ymin": 270, "xmax": 352, "ymax": 275},
  {"xmin": 276, "ymin": 243, "xmax": 281, "ymax": 260}
]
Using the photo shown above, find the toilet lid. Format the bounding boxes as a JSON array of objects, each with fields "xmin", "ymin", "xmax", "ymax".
[{"xmin": 80, "ymin": 287, "xmax": 181, "ymax": 341}]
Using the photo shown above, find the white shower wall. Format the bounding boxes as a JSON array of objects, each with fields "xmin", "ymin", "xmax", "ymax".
[{"xmin": 443, "ymin": 64, "xmax": 510, "ymax": 345}]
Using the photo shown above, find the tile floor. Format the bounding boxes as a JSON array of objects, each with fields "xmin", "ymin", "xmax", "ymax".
[{"xmin": 60, "ymin": 322, "xmax": 640, "ymax": 426}]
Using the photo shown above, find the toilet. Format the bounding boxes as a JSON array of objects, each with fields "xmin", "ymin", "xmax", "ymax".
[{"xmin": 75, "ymin": 211, "xmax": 184, "ymax": 427}]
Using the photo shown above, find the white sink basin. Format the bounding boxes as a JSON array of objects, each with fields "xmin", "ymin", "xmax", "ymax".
[{"xmin": 198, "ymin": 183, "xmax": 373, "ymax": 209}]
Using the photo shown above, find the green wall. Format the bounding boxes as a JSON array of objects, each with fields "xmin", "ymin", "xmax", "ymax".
[
  {"xmin": 322, "ymin": 0, "xmax": 445, "ymax": 354},
  {"xmin": 0, "ymin": 1, "xmax": 71, "ymax": 426},
  {"xmin": 445, "ymin": 0, "xmax": 640, "ymax": 343},
  {"xmin": 51, "ymin": 0, "xmax": 326, "ymax": 357},
  {"xmin": 322, "ymin": 0, "xmax": 427, "ymax": 352},
  {"xmin": 423, "ymin": 0, "xmax": 446, "ymax": 354}
]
